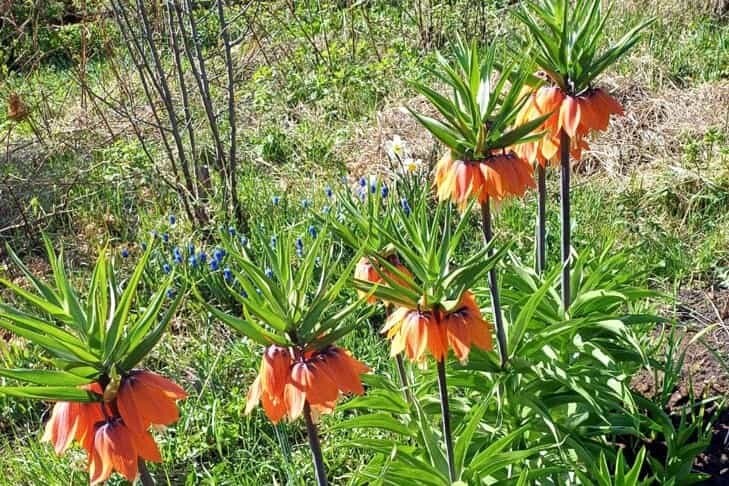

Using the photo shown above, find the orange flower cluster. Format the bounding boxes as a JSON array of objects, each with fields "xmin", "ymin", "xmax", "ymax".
[
  {"xmin": 515, "ymin": 86, "xmax": 624, "ymax": 166},
  {"xmin": 355, "ymin": 255, "xmax": 412, "ymax": 304},
  {"xmin": 434, "ymin": 151, "xmax": 534, "ymax": 211},
  {"xmin": 383, "ymin": 291, "xmax": 493, "ymax": 363},
  {"xmin": 246, "ymin": 345, "xmax": 369, "ymax": 424},
  {"xmin": 42, "ymin": 371, "xmax": 186, "ymax": 485}
]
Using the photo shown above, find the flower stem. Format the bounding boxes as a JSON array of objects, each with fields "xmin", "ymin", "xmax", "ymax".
[
  {"xmin": 559, "ymin": 130, "xmax": 571, "ymax": 311},
  {"xmin": 536, "ymin": 164, "xmax": 547, "ymax": 274},
  {"xmin": 480, "ymin": 198, "xmax": 507, "ymax": 368},
  {"xmin": 395, "ymin": 353, "xmax": 414, "ymax": 404},
  {"xmin": 303, "ymin": 401, "xmax": 329, "ymax": 486},
  {"xmin": 138, "ymin": 459, "xmax": 154, "ymax": 486},
  {"xmin": 436, "ymin": 359, "xmax": 456, "ymax": 483}
]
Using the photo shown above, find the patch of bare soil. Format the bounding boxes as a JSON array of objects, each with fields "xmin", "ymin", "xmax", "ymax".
[{"xmin": 631, "ymin": 287, "xmax": 729, "ymax": 482}]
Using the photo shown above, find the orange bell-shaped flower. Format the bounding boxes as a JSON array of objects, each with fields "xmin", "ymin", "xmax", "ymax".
[
  {"xmin": 514, "ymin": 85, "xmax": 624, "ymax": 166},
  {"xmin": 434, "ymin": 151, "xmax": 534, "ymax": 211},
  {"xmin": 246, "ymin": 345, "xmax": 368, "ymax": 424},
  {"xmin": 384, "ymin": 291, "xmax": 493, "ymax": 363}
]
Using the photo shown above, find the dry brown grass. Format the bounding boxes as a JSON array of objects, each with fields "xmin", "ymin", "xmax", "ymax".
[
  {"xmin": 343, "ymin": 75, "xmax": 728, "ymax": 190},
  {"xmin": 587, "ymin": 77, "xmax": 729, "ymax": 182}
]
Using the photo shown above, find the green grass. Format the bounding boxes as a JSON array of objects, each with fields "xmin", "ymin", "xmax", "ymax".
[{"xmin": 0, "ymin": 0, "xmax": 728, "ymax": 484}]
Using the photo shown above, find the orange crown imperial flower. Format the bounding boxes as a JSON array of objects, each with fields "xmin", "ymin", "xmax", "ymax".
[
  {"xmin": 42, "ymin": 371, "xmax": 186, "ymax": 485},
  {"xmin": 514, "ymin": 85, "xmax": 624, "ymax": 166},
  {"xmin": 355, "ymin": 254, "xmax": 413, "ymax": 304},
  {"xmin": 246, "ymin": 344, "xmax": 369, "ymax": 424},
  {"xmin": 434, "ymin": 151, "xmax": 535, "ymax": 211},
  {"xmin": 383, "ymin": 291, "xmax": 493, "ymax": 363}
]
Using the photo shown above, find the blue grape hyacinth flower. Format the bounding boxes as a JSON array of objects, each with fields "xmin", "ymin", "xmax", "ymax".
[{"xmin": 401, "ymin": 198, "xmax": 411, "ymax": 216}]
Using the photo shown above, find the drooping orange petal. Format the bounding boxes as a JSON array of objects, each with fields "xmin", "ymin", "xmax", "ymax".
[
  {"xmin": 262, "ymin": 345, "xmax": 292, "ymax": 400},
  {"xmin": 595, "ymin": 88, "xmax": 624, "ymax": 116},
  {"xmin": 577, "ymin": 95, "xmax": 598, "ymax": 133},
  {"xmin": 130, "ymin": 379, "xmax": 180, "ymax": 428},
  {"xmin": 541, "ymin": 135, "xmax": 560, "ymax": 161},
  {"xmin": 291, "ymin": 362, "xmax": 339, "ymax": 406},
  {"xmin": 42, "ymin": 402, "xmax": 78, "ymax": 455},
  {"xmin": 116, "ymin": 385, "xmax": 146, "ymax": 434},
  {"xmin": 445, "ymin": 315, "xmax": 471, "ymax": 362},
  {"xmin": 90, "ymin": 423, "xmax": 116, "ymax": 486},
  {"xmin": 559, "ymin": 96, "xmax": 581, "ymax": 138},
  {"xmin": 261, "ymin": 385, "xmax": 289, "ymax": 423},
  {"xmin": 284, "ymin": 382, "xmax": 305, "ymax": 421},
  {"xmin": 404, "ymin": 311, "xmax": 429, "ymax": 361},
  {"xmin": 106, "ymin": 422, "xmax": 139, "ymax": 482},
  {"xmin": 134, "ymin": 371, "xmax": 187, "ymax": 400},
  {"xmin": 132, "ymin": 429, "xmax": 162, "ymax": 463},
  {"xmin": 318, "ymin": 347, "xmax": 368, "ymax": 395},
  {"xmin": 426, "ymin": 318, "xmax": 448, "ymax": 362},
  {"xmin": 536, "ymin": 86, "xmax": 565, "ymax": 113},
  {"xmin": 245, "ymin": 375, "xmax": 263, "ymax": 415},
  {"xmin": 77, "ymin": 403, "xmax": 104, "ymax": 452}
]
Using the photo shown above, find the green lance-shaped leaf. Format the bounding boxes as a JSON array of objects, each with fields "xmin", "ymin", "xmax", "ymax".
[{"xmin": 0, "ymin": 386, "xmax": 101, "ymax": 402}]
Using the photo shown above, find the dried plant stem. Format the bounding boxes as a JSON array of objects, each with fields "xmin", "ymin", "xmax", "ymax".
[
  {"xmin": 138, "ymin": 459, "xmax": 154, "ymax": 486},
  {"xmin": 303, "ymin": 402, "xmax": 329, "ymax": 486},
  {"xmin": 559, "ymin": 130, "xmax": 571, "ymax": 310},
  {"xmin": 536, "ymin": 164, "xmax": 547, "ymax": 274},
  {"xmin": 480, "ymin": 198, "xmax": 508, "ymax": 368},
  {"xmin": 436, "ymin": 359, "xmax": 456, "ymax": 482}
]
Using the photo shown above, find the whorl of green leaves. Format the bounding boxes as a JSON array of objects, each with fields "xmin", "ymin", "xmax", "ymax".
[
  {"xmin": 513, "ymin": 0, "xmax": 654, "ymax": 94},
  {"xmin": 343, "ymin": 191, "xmax": 510, "ymax": 311},
  {"xmin": 316, "ymin": 180, "xmax": 396, "ymax": 255},
  {"xmin": 408, "ymin": 39, "xmax": 550, "ymax": 160},
  {"xmin": 197, "ymin": 227, "xmax": 371, "ymax": 351},
  {"xmin": 0, "ymin": 237, "xmax": 182, "ymax": 402}
]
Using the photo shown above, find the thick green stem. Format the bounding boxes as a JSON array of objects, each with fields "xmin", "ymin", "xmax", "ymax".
[
  {"xmin": 559, "ymin": 129, "xmax": 571, "ymax": 310},
  {"xmin": 138, "ymin": 459, "xmax": 154, "ymax": 486},
  {"xmin": 303, "ymin": 402, "xmax": 328, "ymax": 486},
  {"xmin": 536, "ymin": 164, "xmax": 547, "ymax": 274},
  {"xmin": 436, "ymin": 359, "xmax": 456, "ymax": 483},
  {"xmin": 480, "ymin": 198, "xmax": 507, "ymax": 368},
  {"xmin": 395, "ymin": 354, "xmax": 413, "ymax": 404}
]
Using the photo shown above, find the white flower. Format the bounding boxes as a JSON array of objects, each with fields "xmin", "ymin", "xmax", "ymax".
[
  {"xmin": 400, "ymin": 157, "xmax": 424, "ymax": 174},
  {"xmin": 385, "ymin": 135, "xmax": 408, "ymax": 160}
]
